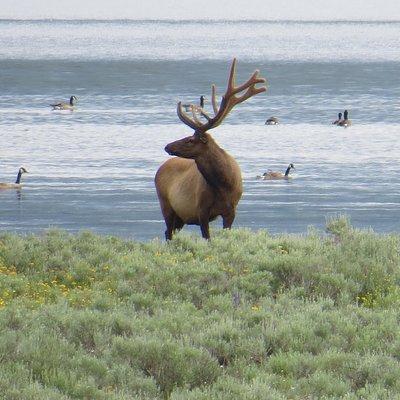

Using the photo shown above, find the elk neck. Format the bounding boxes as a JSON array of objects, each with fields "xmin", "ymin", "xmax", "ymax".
[{"xmin": 195, "ymin": 140, "xmax": 236, "ymax": 192}]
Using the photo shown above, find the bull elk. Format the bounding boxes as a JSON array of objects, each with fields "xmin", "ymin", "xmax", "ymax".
[{"xmin": 155, "ymin": 59, "xmax": 267, "ymax": 240}]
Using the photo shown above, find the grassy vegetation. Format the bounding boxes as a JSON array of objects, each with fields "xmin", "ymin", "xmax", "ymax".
[{"xmin": 0, "ymin": 216, "xmax": 400, "ymax": 399}]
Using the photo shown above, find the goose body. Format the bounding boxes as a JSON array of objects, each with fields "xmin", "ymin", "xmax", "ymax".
[
  {"xmin": 260, "ymin": 163, "xmax": 295, "ymax": 180},
  {"xmin": 338, "ymin": 110, "xmax": 352, "ymax": 127},
  {"xmin": 332, "ymin": 112, "xmax": 342, "ymax": 125},
  {"xmin": 50, "ymin": 96, "xmax": 77, "ymax": 111},
  {"xmin": 0, "ymin": 167, "xmax": 28, "ymax": 189},
  {"xmin": 265, "ymin": 116, "xmax": 279, "ymax": 125},
  {"xmin": 182, "ymin": 103, "xmax": 193, "ymax": 112},
  {"xmin": 182, "ymin": 96, "xmax": 205, "ymax": 112}
]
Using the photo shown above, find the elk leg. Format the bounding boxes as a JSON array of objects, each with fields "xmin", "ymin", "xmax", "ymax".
[
  {"xmin": 222, "ymin": 210, "xmax": 236, "ymax": 229},
  {"xmin": 199, "ymin": 212, "xmax": 211, "ymax": 240},
  {"xmin": 165, "ymin": 212, "xmax": 185, "ymax": 240},
  {"xmin": 165, "ymin": 220, "xmax": 174, "ymax": 241},
  {"xmin": 163, "ymin": 209, "xmax": 177, "ymax": 241},
  {"xmin": 174, "ymin": 217, "xmax": 184, "ymax": 232},
  {"xmin": 200, "ymin": 222, "xmax": 210, "ymax": 240}
]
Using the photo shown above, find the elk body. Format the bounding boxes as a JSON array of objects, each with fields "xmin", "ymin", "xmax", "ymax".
[{"xmin": 155, "ymin": 59, "xmax": 267, "ymax": 239}]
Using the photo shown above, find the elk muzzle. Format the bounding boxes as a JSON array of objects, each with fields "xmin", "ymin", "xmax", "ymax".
[{"xmin": 164, "ymin": 143, "xmax": 175, "ymax": 156}]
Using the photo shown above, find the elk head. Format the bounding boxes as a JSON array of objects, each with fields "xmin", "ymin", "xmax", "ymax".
[
  {"xmin": 165, "ymin": 58, "xmax": 267, "ymax": 159},
  {"xmin": 164, "ymin": 131, "xmax": 210, "ymax": 159}
]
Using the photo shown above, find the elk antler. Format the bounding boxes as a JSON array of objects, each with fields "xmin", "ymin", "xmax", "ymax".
[{"xmin": 177, "ymin": 58, "xmax": 267, "ymax": 134}]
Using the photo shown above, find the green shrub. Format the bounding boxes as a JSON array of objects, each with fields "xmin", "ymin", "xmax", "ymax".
[
  {"xmin": 112, "ymin": 336, "xmax": 220, "ymax": 398},
  {"xmin": 0, "ymin": 218, "xmax": 400, "ymax": 399}
]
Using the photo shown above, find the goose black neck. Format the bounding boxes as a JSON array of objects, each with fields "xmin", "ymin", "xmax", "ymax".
[
  {"xmin": 70, "ymin": 97, "xmax": 74, "ymax": 105},
  {"xmin": 285, "ymin": 166, "xmax": 291, "ymax": 176},
  {"xmin": 343, "ymin": 110, "xmax": 348, "ymax": 120},
  {"xmin": 15, "ymin": 170, "xmax": 22, "ymax": 184}
]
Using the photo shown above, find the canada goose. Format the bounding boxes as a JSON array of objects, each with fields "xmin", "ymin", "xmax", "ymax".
[
  {"xmin": 0, "ymin": 167, "xmax": 28, "ymax": 189},
  {"xmin": 265, "ymin": 116, "xmax": 279, "ymax": 125},
  {"xmin": 260, "ymin": 163, "xmax": 295, "ymax": 180},
  {"xmin": 50, "ymin": 95, "xmax": 77, "ymax": 111},
  {"xmin": 332, "ymin": 112, "xmax": 342, "ymax": 125},
  {"xmin": 182, "ymin": 97, "xmax": 205, "ymax": 112},
  {"xmin": 338, "ymin": 110, "xmax": 352, "ymax": 127}
]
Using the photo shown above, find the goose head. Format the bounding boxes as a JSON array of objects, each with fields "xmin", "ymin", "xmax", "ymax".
[
  {"xmin": 19, "ymin": 167, "xmax": 28, "ymax": 174},
  {"xmin": 70, "ymin": 96, "xmax": 78, "ymax": 106}
]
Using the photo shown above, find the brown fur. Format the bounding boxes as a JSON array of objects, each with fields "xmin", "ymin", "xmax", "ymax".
[
  {"xmin": 155, "ymin": 59, "xmax": 266, "ymax": 240},
  {"xmin": 155, "ymin": 133, "xmax": 242, "ymax": 240}
]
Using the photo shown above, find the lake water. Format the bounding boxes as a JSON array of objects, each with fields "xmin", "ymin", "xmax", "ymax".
[{"xmin": 0, "ymin": 20, "xmax": 399, "ymax": 240}]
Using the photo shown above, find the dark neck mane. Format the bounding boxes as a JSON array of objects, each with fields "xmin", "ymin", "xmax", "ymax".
[
  {"xmin": 195, "ymin": 141, "xmax": 234, "ymax": 193},
  {"xmin": 284, "ymin": 166, "xmax": 291, "ymax": 177}
]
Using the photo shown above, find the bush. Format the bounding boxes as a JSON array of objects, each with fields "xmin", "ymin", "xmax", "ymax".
[{"xmin": 0, "ymin": 218, "xmax": 400, "ymax": 398}]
